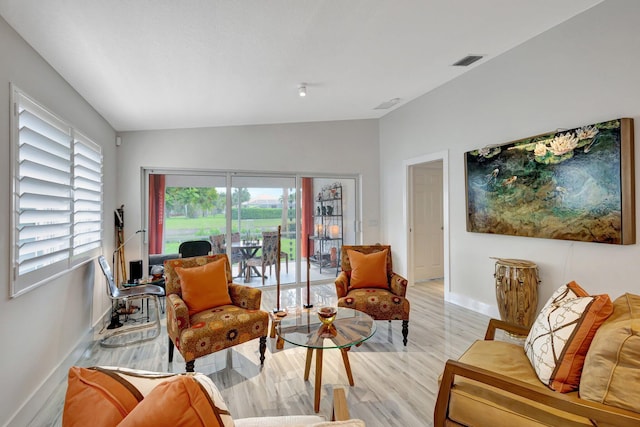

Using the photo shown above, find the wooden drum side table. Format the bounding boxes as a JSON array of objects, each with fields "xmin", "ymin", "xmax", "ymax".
[{"xmin": 493, "ymin": 257, "xmax": 540, "ymax": 334}]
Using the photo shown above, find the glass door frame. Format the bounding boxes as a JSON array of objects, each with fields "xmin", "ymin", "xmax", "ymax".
[{"xmin": 143, "ymin": 168, "xmax": 361, "ymax": 287}]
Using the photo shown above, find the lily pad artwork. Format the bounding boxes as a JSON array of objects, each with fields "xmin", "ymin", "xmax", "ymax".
[{"xmin": 465, "ymin": 118, "xmax": 635, "ymax": 244}]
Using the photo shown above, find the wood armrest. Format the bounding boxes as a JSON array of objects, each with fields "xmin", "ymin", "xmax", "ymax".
[
  {"xmin": 332, "ymin": 388, "xmax": 350, "ymax": 421},
  {"xmin": 434, "ymin": 359, "xmax": 640, "ymax": 427},
  {"xmin": 484, "ymin": 318, "xmax": 530, "ymax": 340}
]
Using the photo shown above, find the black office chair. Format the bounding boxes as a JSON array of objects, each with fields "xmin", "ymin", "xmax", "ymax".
[
  {"xmin": 178, "ymin": 240, "xmax": 212, "ymax": 258},
  {"xmin": 98, "ymin": 255, "xmax": 164, "ymax": 348}
]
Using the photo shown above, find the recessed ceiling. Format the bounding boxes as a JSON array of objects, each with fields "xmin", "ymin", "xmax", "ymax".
[{"xmin": 0, "ymin": 0, "xmax": 603, "ymax": 131}]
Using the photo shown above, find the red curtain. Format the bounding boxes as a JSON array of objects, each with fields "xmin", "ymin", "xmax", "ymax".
[
  {"xmin": 301, "ymin": 177, "xmax": 313, "ymax": 257},
  {"xmin": 148, "ymin": 174, "xmax": 165, "ymax": 254}
]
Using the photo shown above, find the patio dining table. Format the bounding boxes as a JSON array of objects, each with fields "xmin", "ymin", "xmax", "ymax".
[{"xmin": 230, "ymin": 241, "xmax": 263, "ymax": 282}]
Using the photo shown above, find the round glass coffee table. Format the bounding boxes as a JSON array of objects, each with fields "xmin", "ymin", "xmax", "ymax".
[{"xmin": 276, "ymin": 307, "xmax": 376, "ymax": 412}]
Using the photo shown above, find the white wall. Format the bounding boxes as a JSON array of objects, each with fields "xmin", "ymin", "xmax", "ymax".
[
  {"xmin": 116, "ymin": 120, "xmax": 380, "ymax": 262},
  {"xmin": 380, "ymin": 0, "xmax": 640, "ymax": 317},
  {"xmin": 0, "ymin": 16, "xmax": 116, "ymax": 427}
]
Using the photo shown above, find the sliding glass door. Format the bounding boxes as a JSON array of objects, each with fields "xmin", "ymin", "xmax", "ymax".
[
  {"xmin": 229, "ymin": 175, "xmax": 296, "ymax": 285},
  {"xmin": 146, "ymin": 170, "xmax": 358, "ymax": 288}
]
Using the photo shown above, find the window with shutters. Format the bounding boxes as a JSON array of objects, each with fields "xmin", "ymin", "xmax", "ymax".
[{"xmin": 10, "ymin": 86, "xmax": 103, "ymax": 297}]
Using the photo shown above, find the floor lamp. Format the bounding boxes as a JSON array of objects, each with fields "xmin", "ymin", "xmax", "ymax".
[{"xmin": 112, "ymin": 228, "xmax": 146, "ymax": 284}]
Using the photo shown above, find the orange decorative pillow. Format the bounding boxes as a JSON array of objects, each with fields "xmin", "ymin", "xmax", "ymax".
[
  {"xmin": 175, "ymin": 258, "xmax": 232, "ymax": 316},
  {"xmin": 347, "ymin": 249, "xmax": 389, "ymax": 289},
  {"xmin": 62, "ymin": 366, "xmax": 142, "ymax": 427},
  {"xmin": 524, "ymin": 281, "xmax": 613, "ymax": 392},
  {"xmin": 118, "ymin": 375, "xmax": 222, "ymax": 427}
]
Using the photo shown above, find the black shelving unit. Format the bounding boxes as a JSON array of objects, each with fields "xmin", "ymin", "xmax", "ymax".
[{"xmin": 310, "ymin": 183, "xmax": 342, "ymax": 276}]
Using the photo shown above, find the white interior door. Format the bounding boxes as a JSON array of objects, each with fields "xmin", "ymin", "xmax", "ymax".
[{"xmin": 412, "ymin": 163, "xmax": 444, "ymax": 281}]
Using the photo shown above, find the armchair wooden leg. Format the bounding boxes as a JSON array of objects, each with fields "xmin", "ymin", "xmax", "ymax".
[
  {"xmin": 402, "ymin": 320, "xmax": 409, "ymax": 346},
  {"xmin": 168, "ymin": 337, "xmax": 174, "ymax": 362},
  {"xmin": 259, "ymin": 336, "xmax": 267, "ymax": 364},
  {"xmin": 186, "ymin": 360, "xmax": 195, "ymax": 372}
]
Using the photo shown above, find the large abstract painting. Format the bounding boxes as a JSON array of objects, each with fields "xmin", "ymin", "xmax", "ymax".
[{"xmin": 465, "ymin": 118, "xmax": 635, "ymax": 244}]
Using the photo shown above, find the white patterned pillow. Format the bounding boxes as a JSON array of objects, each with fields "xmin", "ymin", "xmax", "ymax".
[
  {"xmin": 524, "ymin": 281, "xmax": 612, "ymax": 392},
  {"xmin": 192, "ymin": 372, "xmax": 235, "ymax": 427}
]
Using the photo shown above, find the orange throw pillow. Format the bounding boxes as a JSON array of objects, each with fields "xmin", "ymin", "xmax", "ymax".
[
  {"xmin": 118, "ymin": 375, "xmax": 222, "ymax": 427},
  {"xmin": 176, "ymin": 258, "xmax": 232, "ymax": 316},
  {"xmin": 62, "ymin": 366, "xmax": 142, "ymax": 427},
  {"xmin": 347, "ymin": 249, "xmax": 389, "ymax": 289}
]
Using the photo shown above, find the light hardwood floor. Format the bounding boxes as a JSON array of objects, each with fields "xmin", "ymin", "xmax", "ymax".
[{"xmin": 30, "ymin": 279, "xmax": 492, "ymax": 427}]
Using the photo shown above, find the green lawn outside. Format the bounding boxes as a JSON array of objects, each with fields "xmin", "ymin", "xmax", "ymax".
[
  {"xmin": 166, "ymin": 214, "xmax": 284, "ymax": 231},
  {"xmin": 164, "ymin": 215, "xmax": 296, "ymax": 255}
]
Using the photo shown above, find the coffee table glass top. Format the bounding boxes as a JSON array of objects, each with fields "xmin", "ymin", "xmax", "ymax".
[{"xmin": 276, "ymin": 307, "xmax": 376, "ymax": 349}]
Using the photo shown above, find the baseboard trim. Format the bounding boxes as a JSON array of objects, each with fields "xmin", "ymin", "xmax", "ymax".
[
  {"xmin": 5, "ymin": 327, "xmax": 94, "ymax": 427},
  {"xmin": 444, "ymin": 290, "xmax": 500, "ymax": 319}
]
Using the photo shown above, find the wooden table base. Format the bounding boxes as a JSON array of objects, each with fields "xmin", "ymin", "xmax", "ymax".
[
  {"xmin": 304, "ymin": 347, "xmax": 354, "ymax": 412},
  {"xmin": 268, "ymin": 311, "xmax": 285, "ymax": 350}
]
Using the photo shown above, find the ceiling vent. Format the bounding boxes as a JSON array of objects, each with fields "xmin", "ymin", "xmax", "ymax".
[
  {"xmin": 452, "ymin": 55, "xmax": 484, "ymax": 67},
  {"xmin": 374, "ymin": 98, "xmax": 401, "ymax": 110}
]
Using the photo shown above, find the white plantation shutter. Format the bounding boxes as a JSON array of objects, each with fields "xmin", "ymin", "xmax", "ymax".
[
  {"xmin": 11, "ymin": 87, "xmax": 103, "ymax": 297},
  {"xmin": 73, "ymin": 133, "xmax": 103, "ymax": 260}
]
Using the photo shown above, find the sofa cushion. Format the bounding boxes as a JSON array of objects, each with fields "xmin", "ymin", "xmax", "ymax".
[
  {"xmin": 580, "ymin": 293, "xmax": 640, "ymax": 414},
  {"xmin": 347, "ymin": 249, "xmax": 388, "ymax": 289},
  {"xmin": 173, "ymin": 305, "xmax": 267, "ymax": 361},
  {"xmin": 524, "ymin": 281, "xmax": 613, "ymax": 392},
  {"xmin": 447, "ymin": 340, "xmax": 593, "ymax": 427},
  {"xmin": 176, "ymin": 258, "xmax": 232, "ymax": 316},
  {"xmin": 337, "ymin": 288, "xmax": 409, "ymax": 321}
]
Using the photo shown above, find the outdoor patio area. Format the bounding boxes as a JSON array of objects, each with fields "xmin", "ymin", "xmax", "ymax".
[{"xmin": 231, "ymin": 257, "xmax": 341, "ymax": 288}]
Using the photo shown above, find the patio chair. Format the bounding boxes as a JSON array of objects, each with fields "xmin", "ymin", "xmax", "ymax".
[
  {"xmin": 178, "ymin": 240, "xmax": 211, "ymax": 258},
  {"xmin": 245, "ymin": 231, "xmax": 279, "ymax": 284}
]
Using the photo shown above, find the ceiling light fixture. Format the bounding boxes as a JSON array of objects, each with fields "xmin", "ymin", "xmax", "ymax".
[{"xmin": 298, "ymin": 84, "xmax": 307, "ymax": 97}]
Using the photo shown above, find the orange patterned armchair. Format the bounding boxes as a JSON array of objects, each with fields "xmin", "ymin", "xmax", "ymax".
[
  {"xmin": 335, "ymin": 245, "xmax": 410, "ymax": 345},
  {"xmin": 164, "ymin": 254, "xmax": 269, "ymax": 372}
]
